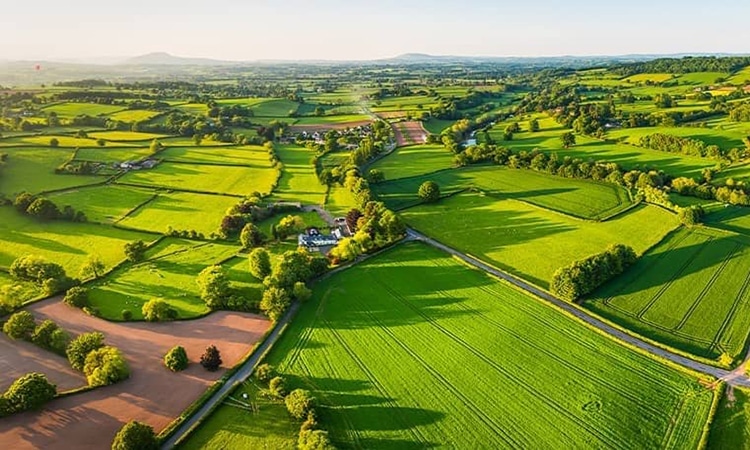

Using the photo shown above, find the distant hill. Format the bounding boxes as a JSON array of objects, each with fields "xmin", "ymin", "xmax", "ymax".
[{"xmin": 124, "ymin": 52, "xmax": 236, "ymax": 66}]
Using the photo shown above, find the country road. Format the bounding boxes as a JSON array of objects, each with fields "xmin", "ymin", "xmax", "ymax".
[{"xmin": 405, "ymin": 228, "xmax": 750, "ymax": 388}]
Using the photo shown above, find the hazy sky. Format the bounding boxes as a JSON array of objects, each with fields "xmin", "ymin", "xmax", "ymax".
[{"xmin": 2, "ymin": 0, "xmax": 749, "ymax": 61}]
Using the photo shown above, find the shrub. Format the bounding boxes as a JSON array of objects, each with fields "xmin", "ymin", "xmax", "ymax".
[
  {"xmin": 260, "ymin": 286, "xmax": 291, "ymax": 321},
  {"xmin": 248, "ymin": 248, "xmax": 272, "ymax": 280},
  {"xmin": 84, "ymin": 346, "xmax": 130, "ymax": 387},
  {"xmin": 121, "ymin": 309, "xmax": 133, "ymax": 321},
  {"xmin": 269, "ymin": 376, "xmax": 287, "ymax": 398},
  {"xmin": 4, "ymin": 373, "xmax": 56, "ymax": 413},
  {"xmin": 63, "ymin": 286, "xmax": 89, "ymax": 308},
  {"xmin": 124, "ymin": 240, "xmax": 147, "ymax": 263},
  {"xmin": 66, "ymin": 331, "xmax": 105, "ymax": 371},
  {"xmin": 31, "ymin": 319, "xmax": 69, "ymax": 355},
  {"xmin": 111, "ymin": 421, "xmax": 158, "ymax": 450},
  {"xmin": 292, "ymin": 282, "xmax": 312, "ymax": 302},
  {"xmin": 3, "ymin": 310, "xmax": 36, "ymax": 340},
  {"xmin": 285, "ymin": 389, "xmax": 316, "ymax": 420},
  {"xmin": 164, "ymin": 346, "xmax": 189, "ymax": 372},
  {"xmin": 0, "ymin": 396, "xmax": 12, "ymax": 418},
  {"xmin": 26, "ymin": 198, "xmax": 60, "ymax": 220},
  {"xmin": 298, "ymin": 429, "xmax": 335, "ymax": 450},
  {"xmin": 240, "ymin": 223, "xmax": 264, "ymax": 249},
  {"xmin": 141, "ymin": 299, "xmax": 178, "ymax": 322},
  {"xmin": 200, "ymin": 345, "xmax": 222, "ymax": 371},
  {"xmin": 255, "ymin": 363, "xmax": 276, "ymax": 383},
  {"xmin": 417, "ymin": 181, "xmax": 440, "ymax": 203}
]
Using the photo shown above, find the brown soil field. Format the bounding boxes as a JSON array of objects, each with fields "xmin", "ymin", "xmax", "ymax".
[
  {"xmin": 0, "ymin": 336, "xmax": 84, "ymax": 393},
  {"xmin": 0, "ymin": 299, "xmax": 270, "ymax": 450},
  {"xmin": 393, "ymin": 121, "xmax": 427, "ymax": 147}
]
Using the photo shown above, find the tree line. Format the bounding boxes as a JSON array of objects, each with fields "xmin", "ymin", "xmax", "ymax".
[{"xmin": 551, "ymin": 244, "xmax": 637, "ymax": 301}]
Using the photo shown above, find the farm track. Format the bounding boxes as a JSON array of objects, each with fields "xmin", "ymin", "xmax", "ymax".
[{"xmin": 405, "ymin": 228, "xmax": 750, "ymax": 388}]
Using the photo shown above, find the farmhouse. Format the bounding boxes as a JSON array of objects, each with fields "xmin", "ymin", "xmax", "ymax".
[{"xmin": 298, "ymin": 227, "xmax": 342, "ymax": 251}]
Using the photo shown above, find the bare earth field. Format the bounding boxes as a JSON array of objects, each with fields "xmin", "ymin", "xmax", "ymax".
[
  {"xmin": 0, "ymin": 299, "xmax": 270, "ymax": 450},
  {"xmin": 394, "ymin": 121, "xmax": 428, "ymax": 146}
]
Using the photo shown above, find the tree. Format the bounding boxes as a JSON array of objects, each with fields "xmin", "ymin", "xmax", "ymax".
[
  {"xmin": 111, "ymin": 421, "xmax": 158, "ymax": 450},
  {"xmin": 124, "ymin": 240, "xmax": 147, "ymax": 263},
  {"xmin": 84, "ymin": 346, "xmax": 130, "ymax": 386},
  {"xmin": 31, "ymin": 319, "xmax": 69, "ymax": 354},
  {"xmin": 329, "ymin": 237, "xmax": 361, "ymax": 262},
  {"xmin": 79, "ymin": 254, "xmax": 105, "ymax": 280},
  {"xmin": 276, "ymin": 215, "xmax": 306, "ymax": 240},
  {"xmin": 196, "ymin": 265, "xmax": 231, "ymax": 309},
  {"xmin": 298, "ymin": 429, "xmax": 335, "ymax": 450},
  {"xmin": 248, "ymin": 248, "xmax": 272, "ymax": 280},
  {"xmin": 260, "ymin": 286, "xmax": 291, "ymax": 321},
  {"xmin": 529, "ymin": 118, "xmax": 540, "ymax": 132},
  {"xmin": 63, "ymin": 286, "xmax": 89, "ymax": 308},
  {"xmin": 367, "ymin": 169, "xmax": 385, "ymax": 184},
  {"xmin": 255, "ymin": 363, "xmax": 276, "ymax": 383},
  {"xmin": 269, "ymin": 376, "xmax": 287, "ymax": 398},
  {"xmin": 679, "ymin": 206, "xmax": 704, "ymax": 226},
  {"xmin": 4, "ymin": 373, "xmax": 56, "ymax": 413},
  {"xmin": 558, "ymin": 131, "xmax": 575, "ymax": 148},
  {"xmin": 417, "ymin": 181, "xmax": 440, "ymax": 203},
  {"xmin": 66, "ymin": 331, "xmax": 105, "ymax": 371},
  {"xmin": 141, "ymin": 298, "xmax": 177, "ymax": 321},
  {"xmin": 345, "ymin": 209, "xmax": 363, "ymax": 233},
  {"xmin": 285, "ymin": 389, "xmax": 316, "ymax": 420},
  {"xmin": 96, "ymin": 138, "xmax": 106, "ymax": 147},
  {"xmin": 3, "ymin": 311, "xmax": 36, "ymax": 340},
  {"xmin": 164, "ymin": 345, "xmax": 189, "ymax": 372},
  {"xmin": 26, "ymin": 198, "xmax": 60, "ymax": 220},
  {"xmin": 292, "ymin": 282, "xmax": 312, "ymax": 302},
  {"xmin": 200, "ymin": 345, "xmax": 222, "ymax": 371},
  {"xmin": 13, "ymin": 192, "xmax": 37, "ymax": 213},
  {"xmin": 50, "ymin": 138, "xmax": 59, "ymax": 148},
  {"xmin": 240, "ymin": 223, "xmax": 264, "ymax": 249}
]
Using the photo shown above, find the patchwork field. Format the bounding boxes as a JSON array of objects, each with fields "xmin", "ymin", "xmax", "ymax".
[
  {"xmin": 74, "ymin": 146, "xmax": 152, "ymax": 163},
  {"xmin": 374, "ymin": 165, "xmax": 632, "ymax": 220},
  {"xmin": 0, "ymin": 147, "xmax": 104, "ymax": 195},
  {"xmin": 270, "ymin": 145, "xmax": 327, "ymax": 205},
  {"xmin": 3, "ymin": 135, "xmax": 137, "ymax": 148},
  {"xmin": 49, "ymin": 185, "xmax": 155, "ymax": 224},
  {"xmin": 88, "ymin": 131, "xmax": 168, "ymax": 141},
  {"xmin": 708, "ymin": 386, "xmax": 750, "ymax": 449},
  {"xmin": 118, "ymin": 191, "xmax": 237, "ymax": 235},
  {"xmin": 41, "ymin": 102, "xmax": 125, "ymax": 118},
  {"xmin": 159, "ymin": 145, "xmax": 271, "ymax": 166},
  {"xmin": 185, "ymin": 243, "xmax": 715, "ymax": 449},
  {"xmin": 118, "ymin": 161, "xmax": 277, "ymax": 196},
  {"xmin": 586, "ymin": 227, "xmax": 750, "ymax": 362},
  {"xmin": 401, "ymin": 194, "xmax": 679, "ymax": 287},
  {"xmin": 88, "ymin": 238, "xmax": 239, "ymax": 320},
  {"xmin": 368, "ymin": 144, "xmax": 454, "ymax": 180},
  {"xmin": 107, "ymin": 109, "xmax": 162, "ymax": 123}
]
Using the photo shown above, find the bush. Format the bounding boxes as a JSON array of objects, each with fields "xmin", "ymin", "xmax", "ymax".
[
  {"xmin": 66, "ymin": 331, "xmax": 105, "ymax": 371},
  {"xmin": 292, "ymin": 282, "xmax": 312, "ymax": 302},
  {"xmin": 269, "ymin": 376, "xmax": 287, "ymax": 398},
  {"xmin": 164, "ymin": 346, "xmax": 189, "ymax": 372},
  {"xmin": 285, "ymin": 389, "xmax": 316, "ymax": 420},
  {"xmin": 260, "ymin": 286, "xmax": 291, "ymax": 321},
  {"xmin": 141, "ymin": 298, "xmax": 178, "ymax": 322},
  {"xmin": 0, "ymin": 396, "xmax": 12, "ymax": 418},
  {"xmin": 417, "ymin": 181, "xmax": 440, "ymax": 203},
  {"xmin": 84, "ymin": 346, "xmax": 130, "ymax": 387},
  {"xmin": 3, "ymin": 310, "xmax": 36, "ymax": 340},
  {"xmin": 248, "ymin": 248, "xmax": 272, "ymax": 280},
  {"xmin": 200, "ymin": 345, "xmax": 222, "ymax": 371},
  {"xmin": 255, "ymin": 363, "xmax": 277, "ymax": 383},
  {"xmin": 298, "ymin": 429, "xmax": 335, "ymax": 450},
  {"xmin": 121, "ymin": 309, "xmax": 133, "ymax": 321},
  {"xmin": 240, "ymin": 223, "xmax": 264, "ymax": 249},
  {"xmin": 111, "ymin": 421, "xmax": 158, "ymax": 450},
  {"xmin": 4, "ymin": 372, "xmax": 56, "ymax": 413},
  {"xmin": 124, "ymin": 240, "xmax": 147, "ymax": 263},
  {"xmin": 678, "ymin": 205, "xmax": 705, "ymax": 226},
  {"xmin": 63, "ymin": 286, "xmax": 89, "ymax": 308},
  {"xmin": 551, "ymin": 244, "xmax": 637, "ymax": 301},
  {"xmin": 26, "ymin": 198, "xmax": 60, "ymax": 220},
  {"xmin": 9, "ymin": 255, "xmax": 66, "ymax": 284},
  {"xmin": 31, "ymin": 319, "xmax": 69, "ymax": 355}
]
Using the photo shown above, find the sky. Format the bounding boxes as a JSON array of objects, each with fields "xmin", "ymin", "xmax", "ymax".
[{"xmin": 2, "ymin": 0, "xmax": 749, "ymax": 62}]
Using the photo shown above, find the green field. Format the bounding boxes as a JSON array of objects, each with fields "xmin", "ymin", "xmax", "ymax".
[
  {"xmin": 88, "ymin": 131, "xmax": 168, "ymax": 141},
  {"xmin": 708, "ymin": 386, "xmax": 750, "ymax": 450},
  {"xmin": 586, "ymin": 227, "xmax": 750, "ymax": 362},
  {"xmin": 190, "ymin": 242, "xmax": 715, "ymax": 449},
  {"xmin": 49, "ymin": 185, "xmax": 155, "ymax": 224},
  {"xmin": 0, "ymin": 206, "xmax": 154, "ymax": 276},
  {"xmin": 402, "ymin": 193, "xmax": 679, "ymax": 287},
  {"xmin": 108, "ymin": 109, "xmax": 162, "ymax": 123},
  {"xmin": 41, "ymin": 102, "xmax": 125, "ymax": 118},
  {"xmin": 270, "ymin": 145, "xmax": 327, "ymax": 205},
  {"xmin": 0, "ymin": 147, "xmax": 104, "ymax": 195},
  {"xmin": 2, "ymin": 135, "xmax": 137, "ymax": 148},
  {"xmin": 74, "ymin": 146, "xmax": 152, "ymax": 163},
  {"xmin": 118, "ymin": 191, "xmax": 237, "ymax": 235},
  {"xmin": 119, "ymin": 162, "xmax": 277, "ymax": 196},
  {"xmin": 422, "ymin": 118, "xmax": 455, "ymax": 135},
  {"xmin": 368, "ymin": 144, "xmax": 454, "ymax": 180},
  {"xmin": 325, "ymin": 185, "xmax": 357, "ymax": 217},
  {"xmin": 250, "ymin": 99, "xmax": 300, "ymax": 117},
  {"xmin": 292, "ymin": 115, "xmax": 371, "ymax": 126},
  {"xmin": 607, "ymin": 126, "xmax": 747, "ymax": 151},
  {"xmin": 88, "ymin": 238, "xmax": 239, "ymax": 320},
  {"xmin": 159, "ymin": 145, "xmax": 270, "ymax": 166},
  {"xmin": 374, "ymin": 165, "xmax": 632, "ymax": 219}
]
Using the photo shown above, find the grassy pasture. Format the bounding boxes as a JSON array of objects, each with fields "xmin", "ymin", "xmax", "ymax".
[
  {"xmin": 607, "ymin": 125, "xmax": 746, "ymax": 151},
  {"xmin": 0, "ymin": 206, "xmax": 153, "ymax": 276},
  {"xmin": 727, "ymin": 66, "xmax": 750, "ymax": 85},
  {"xmin": 402, "ymin": 193, "xmax": 679, "ymax": 287},
  {"xmin": 88, "ymin": 238, "xmax": 238, "ymax": 320},
  {"xmin": 705, "ymin": 205, "xmax": 750, "ymax": 237},
  {"xmin": 108, "ymin": 109, "xmax": 161, "ymax": 123},
  {"xmin": 174, "ymin": 103, "xmax": 209, "ymax": 115},
  {"xmin": 159, "ymin": 137, "xmax": 230, "ymax": 147},
  {"xmin": 193, "ymin": 242, "xmax": 715, "ymax": 449},
  {"xmin": 292, "ymin": 114, "xmax": 371, "ymax": 126},
  {"xmin": 159, "ymin": 145, "xmax": 271, "ymax": 166},
  {"xmin": 0, "ymin": 147, "xmax": 104, "ymax": 195},
  {"xmin": 88, "ymin": 130, "xmax": 168, "ymax": 141},
  {"xmin": 622, "ymin": 73, "xmax": 675, "ymax": 83},
  {"xmin": 586, "ymin": 227, "xmax": 750, "ymax": 361},
  {"xmin": 368, "ymin": 144, "xmax": 454, "ymax": 180},
  {"xmin": 118, "ymin": 191, "xmax": 237, "ymax": 235},
  {"xmin": 74, "ymin": 146, "xmax": 152, "ymax": 163},
  {"xmin": 708, "ymin": 387, "xmax": 750, "ymax": 449},
  {"xmin": 270, "ymin": 145, "xmax": 327, "ymax": 205},
  {"xmin": 41, "ymin": 102, "xmax": 124, "ymax": 118},
  {"xmin": 1, "ymin": 135, "xmax": 137, "ymax": 148},
  {"xmin": 678, "ymin": 72, "xmax": 729, "ymax": 85},
  {"xmin": 370, "ymin": 95, "xmax": 438, "ymax": 113},
  {"xmin": 250, "ymin": 99, "xmax": 300, "ymax": 117},
  {"xmin": 374, "ymin": 165, "xmax": 632, "ymax": 219},
  {"xmin": 49, "ymin": 185, "xmax": 155, "ymax": 224},
  {"xmin": 422, "ymin": 118, "xmax": 456, "ymax": 135},
  {"xmin": 118, "ymin": 162, "xmax": 277, "ymax": 196},
  {"xmin": 325, "ymin": 185, "xmax": 357, "ymax": 217}
]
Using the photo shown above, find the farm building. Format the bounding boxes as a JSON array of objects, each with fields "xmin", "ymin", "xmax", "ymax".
[{"xmin": 298, "ymin": 227, "xmax": 342, "ymax": 251}]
